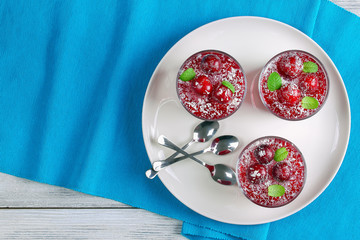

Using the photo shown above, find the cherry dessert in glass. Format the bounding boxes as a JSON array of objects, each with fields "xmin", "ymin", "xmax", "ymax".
[
  {"xmin": 259, "ymin": 50, "xmax": 329, "ymax": 120},
  {"xmin": 237, "ymin": 136, "xmax": 306, "ymax": 208},
  {"xmin": 177, "ymin": 50, "xmax": 246, "ymax": 121}
]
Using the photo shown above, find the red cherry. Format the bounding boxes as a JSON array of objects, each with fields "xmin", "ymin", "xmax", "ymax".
[
  {"xmin": 254, "ymin": 144, "xmax": 274, "ymax": 164},
  {"xmin": 193, "ymin": 76, "xmax": 213, "ymax": 95},
  {"xmin": 300, "ymin": 74, "xmax": 319, "ymax": 93},
  {"xmin": 201, "ymin": 54, "xmax": 221, "ymax": 74},
  {"xmin": 214, "ymin": 85, "xmax": 233, "ymax": 104},
  {"xmin": 278, "ymin": 84, "xmax": 301, "ymax": 105},
  {"xmin": 272, "ymin": 162, "xmax": 292, "ymax": 182},
  {"xmin": 247, "ymin": 163, "xmax": 267, "ymax": 184},
  {"xmin": 278, "ymin": 55, "xmax": 303, "ymax": 78}
]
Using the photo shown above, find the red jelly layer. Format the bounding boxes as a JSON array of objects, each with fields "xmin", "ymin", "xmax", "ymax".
[
  {"xmin": 237, "ymin": 136, "xmax": 306, "ymax": 208},
  {"xmin": 259, "ymin": 50, "xmax": 329, "ymax": 120},
  {"xmin": 177, "ymin": 50, "xmax": 246, "ymax": 120}
]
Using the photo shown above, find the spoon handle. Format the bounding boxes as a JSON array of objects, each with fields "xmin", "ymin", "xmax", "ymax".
[
  {"xmin": 145, "ymin": 168, "xmax": 159, "ymax": 179},
  {"xmin": 145, "ymin": 139, "xmax": 194, "ymax": 179},
  {"xmin": 152, "ymin": 148, "xmax": 206, "ymax": 171},
  {"xmin": 160, "ymin": 139, "xmax": 194, "ymax": 163},
  {"xmin": 157, "ymin": 135, "xmax": 206, "ymax": 167}
]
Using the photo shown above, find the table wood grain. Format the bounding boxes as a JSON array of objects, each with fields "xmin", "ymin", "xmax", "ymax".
[{"xmin": 0, "ymin": 1, "xmax": 358, "ymax": 239}]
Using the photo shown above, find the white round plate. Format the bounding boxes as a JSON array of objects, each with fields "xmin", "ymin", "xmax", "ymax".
[{"xmin": 142, "ymin": 17, "xmax": 350, "ymax": 224}]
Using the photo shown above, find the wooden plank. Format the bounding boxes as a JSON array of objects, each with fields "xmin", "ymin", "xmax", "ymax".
[
  {"xmin": 0, "ymin": 173, "xmax": 125, "ymax": 208},
  {"xmin": 0, "ymin": 209, "xmax": 186, "ymax": 240},
  {"xmin": 0, "ymin": 173, "xmax": 186, "ymax": 239},
  {"xmin": 333, "ymin": 0, "xmax": 360, "ymax": 15}
]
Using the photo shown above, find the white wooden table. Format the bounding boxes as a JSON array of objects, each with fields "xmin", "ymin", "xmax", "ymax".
[{"xmin": 0, "ymin": 1, "xmax": 358, "ymax": 239}]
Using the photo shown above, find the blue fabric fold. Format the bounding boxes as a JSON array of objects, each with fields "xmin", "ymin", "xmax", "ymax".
[{"xmin": 0, "ymin": 0, "xmax": 359, "ymax": 239}]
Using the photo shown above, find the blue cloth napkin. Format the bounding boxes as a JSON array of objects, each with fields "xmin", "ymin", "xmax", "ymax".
[{"xmin": 0, "ymin": 0, "xmax": 359, "ymax": 239}]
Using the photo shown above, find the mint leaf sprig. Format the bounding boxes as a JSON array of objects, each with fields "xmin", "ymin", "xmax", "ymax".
[
  {"xmin": 179, "ymin": 68, "xmax": 196, "ymax": 81},
  {"xmin": 302, "ymin": 96, "xmax": 319, "ymax": 109},
  {"xmin": 222, "ymin": 80, "xmax": 235, "ymax": 93},
  {"xmin": 303, "ymin": 61, "xmax": 318, "ymax": 73},
  {"xmin": 274, "ymin": 147, "xmax": 288, "ymax": 162},
  {"xmin": 268, "ymin": 184, "xmax": 285, "ymax": 197},
  {"xmin": 267, "ymin": 72, "xmax": 282, "ymax": 91}
]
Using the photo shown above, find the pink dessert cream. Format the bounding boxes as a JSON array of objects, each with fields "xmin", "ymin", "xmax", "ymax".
[
  {"xmin": 177, "ymin": 50, "xmax": 246, "ymax": 120},
  {"xmin": 237, "ymin": 136, "xmax": 306, "ymax": 208},
  {"xmin": 259, "ymin": 50, "xmax": 329, "ymax": 120}
]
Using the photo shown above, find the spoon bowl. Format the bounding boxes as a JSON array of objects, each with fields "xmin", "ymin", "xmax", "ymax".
[
  {"xmin": 193, "ymin": 121, "xmax": 220, "ymax": 143},
  {"xmin": 209, "ymin": 135, "xmax": 239, "ymax": 155},
  {"xmin": 207, "ymin": 164, "xmax": 237, "ymax": 185}
]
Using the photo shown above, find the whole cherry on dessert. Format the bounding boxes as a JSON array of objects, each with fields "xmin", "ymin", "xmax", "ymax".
[
  {"xmin": 278, "ymin": 54, "xmax": 303, "ymax": 77},
  {"xmin": 201, "ymin": 54, "xmax": 222, "ymax": 74},
  {"xmin": 277, "ymin": 84, "xmax": 301, "ymax": 105},
  {"xmin": 254, "ymin": 144, "xmax": 274, "ymax": 164},
  {"xmin": 272, "ymin": 162, "xmax": 292, "ymax": 182},
  {"xmin": 214, "ymin": 83, "xmax": 234, "ymax": 104},
  {"xmin": 300, "ymin": 74, "xmax": 319, "ymax": 93},
  {"xmin": 193, "ymin": 75, "xmax": 213, "ymax": 95},
  {"xmin": 247, "ymin": 163, "xmax": 267, "ymax": 184}
]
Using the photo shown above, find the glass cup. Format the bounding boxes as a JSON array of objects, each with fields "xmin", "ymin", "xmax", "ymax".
[
  {"xmin": 176, "ymin": 50, "xmax": 247, "ymax": 121},
  {"xmin": 258, "ymin": 50, "xmax": 329, "ymax": 121},
  {"xmin": 236, "ymin": 136, "xmax": 306, "ymax": 208}
]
